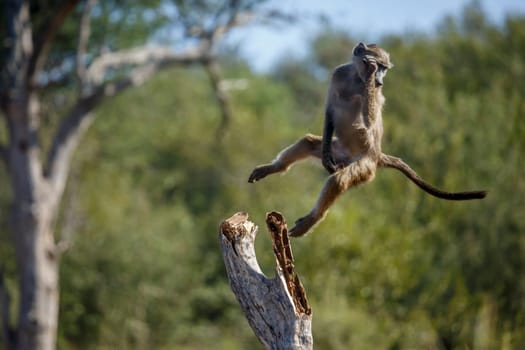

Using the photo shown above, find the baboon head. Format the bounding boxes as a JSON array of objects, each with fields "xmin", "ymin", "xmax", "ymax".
[{"xmin": 352, "ymin": 42, "xmax": 393, "ymax": 87}]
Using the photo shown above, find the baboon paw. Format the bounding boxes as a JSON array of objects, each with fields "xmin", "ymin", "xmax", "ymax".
[
  {"xmin": 363, "ymin": 58, "xmax": 378, "ymax": 76},
  {"xmin": 322, "ymin": 154, "xmax": 337, "ymax": 174},
  {"xmin": 289, "ymin": 215, "xmax": 317, "ymax": 237},
  {"xmin": 248, "ymin": 165, "xmax": 273, "ymax": 183}
]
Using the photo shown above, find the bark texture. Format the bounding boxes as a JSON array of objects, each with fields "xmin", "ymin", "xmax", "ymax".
[{"xmin": 219, "ymin": 212, "xmax": 313, "ymax": 350}]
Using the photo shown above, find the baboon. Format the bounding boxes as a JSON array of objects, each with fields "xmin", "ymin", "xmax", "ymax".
[{"xmin": 248, "ymin": 42, "xmax": 487, "ymax": 237}]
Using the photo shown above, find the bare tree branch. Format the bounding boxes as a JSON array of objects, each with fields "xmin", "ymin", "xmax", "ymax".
[
  {"xmin": 178, "ymin": 0, "xmax": 254, "ymax": 45},
  {"xmin": 55, "ymin": 165, "xmax": 84, "ymax": 255},
  {"xmin": 44, "ymin": 101, "xmax": 95, "ymax": 205},
  {"xmin": 209, "ymin": 3, "xmax": 254, "ymax": 43},
  {"xmin": 2, "ymin": 0, "xmax": 32, "ymax": 100},
  {"xmin": 219, "ymin": 212, "xmax": 312, "ymax": 349},
  {"xmin": 85, "ymin": 44, "xmax": 208, "ymax": 87},
  {"xmin": 76, "ymin": 0, "xmax": 96, "ymax": 86},
  {"xmin": 43, "ymin": 78, "xmax": 134, "ymax": 200},
  {"xmin": 204, "ymin": 59, "xmax": 233, "ymax": 141},
  {"xmin": 45, "ymin": 46, "xmax": 208, "ymax": 200},
  {"xmin": 27, "ymin": 0, "xmax": 81, "ymax": 86}
]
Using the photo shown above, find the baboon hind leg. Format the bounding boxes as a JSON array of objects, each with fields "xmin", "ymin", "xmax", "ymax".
[
  {"xmin": 289, "ymin": 158, "xmax": 376, "ymax": 237},
  {"xmin": 248, "ymin": 134, "xmax": 323, "ymax": 183},
  {"xmin": 289, "ymin": 172, "xmax": 349, "ymax": 237}
]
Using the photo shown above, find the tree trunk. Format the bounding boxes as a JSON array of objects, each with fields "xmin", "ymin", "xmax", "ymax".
[
  {"xmin": 12, "ymin": 206, "xmax": 59, "ymax": 350},
  {"xmin": 1, "ymin": 1, "xmax": 70, "ymax": 348},
  {"xmin": 3, "ymin": 3, "xmax": 61, "ymax": 340},
  {"xmin": 219, "ymin": 212, "xmax": 313, "ymax": 350},
  {"xmin": 6, "ymin": 93, "xmax": 60, "ymax": 350}
]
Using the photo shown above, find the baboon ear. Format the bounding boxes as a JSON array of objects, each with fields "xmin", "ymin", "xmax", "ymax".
[{"xmin": 353, "ymin": 42, "xmax": 366, "ymax": 56}]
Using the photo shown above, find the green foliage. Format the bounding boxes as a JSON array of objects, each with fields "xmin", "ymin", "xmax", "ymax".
[
  {"xmin": 59, "ymin": 8, "xmax": 525, "ymax": 349},
  {"xmin": 2, "ymin": 2, "xmax": 524, "ymax": 349}
]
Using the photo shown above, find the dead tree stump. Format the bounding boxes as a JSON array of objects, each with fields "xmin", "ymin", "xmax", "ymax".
[{"xmin": 219, "ymin": 211, "xmax": 313, "ymax": 350}]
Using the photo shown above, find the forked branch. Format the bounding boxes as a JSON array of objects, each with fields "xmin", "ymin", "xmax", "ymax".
[
  {"xmin": 219, "ymin": 212, "xmax": 312, "ymax": 350},
  {"xmin": 27, "ymin": 0, "xmax": 81, "ymax": 86},
  {"xmin": 85, "ymin": 45, "xmax": 207, "ymax": 87},
  {"xmin": 45, "ymin": 46, "xmax": 207, "ymax": 200},
  {"xmin": 76, "ymin": 0, "xmax": 97, "ymax": 86},
  {"xmin": 204, "ymin": 59, "xmax": 233, "ymax": 140}
]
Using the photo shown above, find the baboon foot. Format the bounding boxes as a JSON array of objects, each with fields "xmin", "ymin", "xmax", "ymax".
[
  {"xmin": 289, "ymin": 214, "xmax": 318, "ymax": 237},
  {"xmin": 248, "ymin": 164, "xmax": 276, "ymax": 183}
]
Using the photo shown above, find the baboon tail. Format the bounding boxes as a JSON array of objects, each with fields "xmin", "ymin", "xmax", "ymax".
[{"xmin": 378, "ymin": 153, "xmax": 487, "ymax": 200}]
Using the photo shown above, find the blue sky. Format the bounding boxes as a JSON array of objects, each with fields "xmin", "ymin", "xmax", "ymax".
[{"xmin": 227, "ymin": 0, "xmax": 525, "ymax": 72}]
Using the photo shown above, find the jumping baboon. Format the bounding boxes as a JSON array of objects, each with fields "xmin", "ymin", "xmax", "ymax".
[{"xmin": 249, "ymin": 42, "xmax": 487, "ymax": 237}]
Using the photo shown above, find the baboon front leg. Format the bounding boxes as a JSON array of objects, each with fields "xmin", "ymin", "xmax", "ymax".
[{"xmin": 248, "ymin": 134, "xmax": 323, "ymax": 183}]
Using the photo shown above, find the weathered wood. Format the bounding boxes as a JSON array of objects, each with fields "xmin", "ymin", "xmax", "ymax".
[{"xmin": 219, "ymin": 212, "xmax": 313, "ymax": 350}]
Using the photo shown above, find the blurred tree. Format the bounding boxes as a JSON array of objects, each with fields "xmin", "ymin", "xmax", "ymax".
[{"xmin": 0, "ymin": 0, "xmax": 267, "ymax": 349}]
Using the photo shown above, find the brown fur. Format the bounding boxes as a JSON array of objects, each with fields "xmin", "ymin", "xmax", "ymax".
[{"xmin": 248, "ymin": 42, "xmax": 487, "ymax": 237}]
